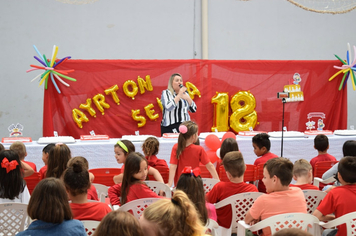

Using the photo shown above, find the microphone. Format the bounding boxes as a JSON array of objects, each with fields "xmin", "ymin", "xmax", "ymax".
[{"xmin": 179, "ymin": 84, "xmax": 188, "ymax": 94}]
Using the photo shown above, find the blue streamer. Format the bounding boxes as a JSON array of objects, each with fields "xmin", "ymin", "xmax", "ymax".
[{"xmin": 50, "ymin": 73, "xmax": 61, "ymax": 94}]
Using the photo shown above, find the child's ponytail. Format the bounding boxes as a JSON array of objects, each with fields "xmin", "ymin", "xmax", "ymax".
[{"xmin": 176, "ymin": 121, "xmax": 198, "ymax": 160}]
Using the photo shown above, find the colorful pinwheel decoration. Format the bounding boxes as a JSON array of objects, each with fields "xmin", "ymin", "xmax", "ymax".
[
  {"xmin": 26, "ymin": 45, "xmax": 76, "ymax": 93},
  {"xmin": 329, "ymin": 44, "xmax": 356, "ymax": 91}
]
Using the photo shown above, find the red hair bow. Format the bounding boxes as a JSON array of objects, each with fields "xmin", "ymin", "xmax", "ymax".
[
  {"xmin": 182, "ymin": 166, "xmax": 201, "ymax": 177},
  {"xmin": 1, "ymin": 158, "xmax": 19, "ymax": 173}
]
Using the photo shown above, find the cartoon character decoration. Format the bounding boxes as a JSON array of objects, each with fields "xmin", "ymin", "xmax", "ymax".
[
  {"xmin": 293, "ymin": 73, "xmax": 302, "ymax": 85},
  {"xmin": 317, "ymin": 119, "xmax": 325, "ymax": 131},
  {"xmin": 8, "ymin": 123, "xmax": 24, "ymax": 137},
  {"xmin": 306, "ymin": 121, "xmax": 315, "ymax": 131},
  {"xmin": 306, "ymin": 112, "xmax": 326, "ymax": 131}
]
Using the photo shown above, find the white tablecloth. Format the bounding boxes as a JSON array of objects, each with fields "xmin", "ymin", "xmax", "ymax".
[{"xmin": 3, "ymin": 135, "xmax": 355, "ymax": 171}]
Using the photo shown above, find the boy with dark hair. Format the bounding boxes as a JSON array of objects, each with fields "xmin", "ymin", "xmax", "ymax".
[
  {"xmin": 290, "ymin": 159, "xmax": 319, "ymax": 190},
  {"xmin": 252, "ymin": 133, "xmax": 278, "ymax": 193},
  {"xmin": 206, "ymin": 151, "xmax": 258, "ymax": 228},
  {"xmin": 310, "ymin": 134, "xmax": 336, "ymax": 173},
  {"xmin": 245, "ymin": 158, "xmax": 307, "ymax": 236},
  {"xmin": 313, "ymin": 156, "xmax": 356, "ymax": 236}
]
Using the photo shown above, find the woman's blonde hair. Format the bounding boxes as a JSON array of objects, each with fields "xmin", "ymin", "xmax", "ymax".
[
  {"xmin": 142, "ymin": 190, "xmax": 205, "ymax": 236},
  {"xmin": 167, "ymin": 73, "xmax": 182, "ymax": 94}
]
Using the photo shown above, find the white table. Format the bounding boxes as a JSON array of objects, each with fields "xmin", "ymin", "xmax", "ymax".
[{"xmin": 3, "ymin": 135, "xmax": 355, "ymax": 171}]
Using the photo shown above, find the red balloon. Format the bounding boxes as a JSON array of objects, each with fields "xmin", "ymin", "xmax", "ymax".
[
  {"xmin": 222, "ymin": 131, "xmax": 236, "ymax": 142},
  {"xmin": 205, "ymin": 134, "xmax": 221, "ymax": 151},
  {"xmin": 206, "ymin": 150, "xmax": 219, "ymax": 163}
]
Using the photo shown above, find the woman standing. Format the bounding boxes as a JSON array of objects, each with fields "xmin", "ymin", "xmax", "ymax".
[{"xmin": 160, "ymin": 73, "xmax": 197, "ymax": 135}]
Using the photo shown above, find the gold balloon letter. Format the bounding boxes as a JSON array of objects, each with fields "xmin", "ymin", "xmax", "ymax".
[
  {"xmin": 211, "ymin": 92, "xmax": 229, "ymax": 132},
  {"xmin": 138, "ymin": 75, "xmax": 153, "ymax": 94},
  {"xmin": 93, "ymin": 94, "xmax": 110, "ymax": 115},
  {"xmin": 156, "ymin": 97, "xmax": 163, "ymax": 111},
  {"xmin": 72, "ymin": 108, "xmax": 89, "ymax": 128},
  {"xmin": 79, "ymin": 98, "xmax": 96, "ymax": 117},
  {"xmin": 144, "ymin": 103, "xmax": 159, "ymax": 121},
  {"xmin": 131, "ymin": 109, "xmax": 146, "ymax": 128},
  {"xmin": 230, "ymin": 91, "xmax": 257, "ymax": 132},
  {"xmin": 123, "ymin": 80, "xmax": 138, "ymax": 100},
  {"xmin": 186, "ymin": 82, "xmax": 201, "ymax": 99},
  {"xmin": 105, "ymin": 84, "xmax": 120, "ymax": 105}
]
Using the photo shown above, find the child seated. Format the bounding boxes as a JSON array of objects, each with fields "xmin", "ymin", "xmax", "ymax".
[
  {"xmin": 313, "ymin": 156, "xmax": 356, "ymax": 236},
  {"xmin": 245, "ymin": 158, "xmax": 307, "ymax": 236},
  {"xmin": 63, "ymin": 160, "xmax": 111, "ymax": 221},
  {"xmin": 290, "ymin": 159, "xmax": 319, "ymax": 190},
  {"xmin": 216, "ymin": 137, "xmax": 239, "ymax": 173},
  {"xmin": 252, "ymin": 133, "xmax": 278, "ymax": 193},
  {"xmin": 142, "ymin": 137, "xmax": 168, "ymax": 168},
  {"xmin": 9, "ymin": 141, "xmax": 35, "ymax": 177},
  {"xmin": 206, "ymin": 151, "xmax": 258, "ymax": 228},
  {"xmin": 39, "ymin": 143, "xmax": 55, "ymax": 180},
  {"xmin": 310, "ymin": 134, "xmax": 337, "ymax": 174}
]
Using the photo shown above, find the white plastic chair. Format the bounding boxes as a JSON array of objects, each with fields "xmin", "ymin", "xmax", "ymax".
[
  {"xmin": 313, "ymin": 176, "xmax": 336, "ymax": 189},
  {"xmin": 237, "ymin": 213, "xmax": 320, "ymax": 236},
  {"xmin": 214, "ymin": 192, "xmax": 264, "ymax": 235},
  {"xmin": 319, "ymin": 211, "xmax": 356, "ymax": 235},
  {"xmin": 144, "ymin": 181, "xmax": 172, "ymax": 198},
  {"xmin": 118, "ymin": 198, "xmax": 161, "ymax": 219},
  {"xmin": 205, "ymin": 218, "xmax": 219, "ymax": 236},
  {"xmin": 302, "ymin": 189, "xmax": 327, "ymax": 214},
  {"xmin": 81, "ymin": 220, "xmax": 101, "ymax": 236},
  {"xmin": 202, "ymin": 178, "xmax": 220, "ymax": 194},
  {"xmin": 0, "ymin": 203, "xmax": 28, "ymax": 235},
  {"xmin": 92, "ymin": 183, "xmax": 109, "ymax": 203}
]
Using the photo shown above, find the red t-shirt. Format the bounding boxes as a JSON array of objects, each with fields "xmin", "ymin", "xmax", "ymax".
[
  {"xmin": 146, "ymin": 155, "xmax": 168, "ymax": 168},
  {"xmin": 254, "ymin": 152, "xmax": 278, "ymax": 193},
  {"xmin": 310, "ymin": 153, "xmax": 337, "ymax": 174},
  {"xmin": 23, "ymin": 161, "xmax": 37, "ymax": 172},
  {"xmin": 206, "ymin": 181, "xmax": 258, "ymax": 228},
  {"xmin": 39, "ymin": 165, "xmax": 47, "ymax": 180},
  {"xmin": 108, "ymin": 182, "xmax": 160, "ymax": 206},
  {"xmin": 170, "ymin": 144, "xmax": 210, "ymax": 186},
  {"xmin": 70, "ymin": 201, "xmax": 112, "ymax": 221},
  {"xmin": 317, "ymin": 184, "xmax": 356, "ymax": 236},
  {"xmin": 289, "ymin": 183, "xmax": 319, "ymax": 190},
  {"xmin": 87, "ymin": 184, "xmax": 99, "ymax": 201}
]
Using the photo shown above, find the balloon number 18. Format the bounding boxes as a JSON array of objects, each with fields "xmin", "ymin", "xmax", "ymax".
[{"xmin": 211, "ymin": 91, "xmax": 258, "ymax": 132}]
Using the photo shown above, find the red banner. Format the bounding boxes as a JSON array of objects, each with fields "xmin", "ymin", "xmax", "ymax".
[{"xmin": 43, "ymin": 60, "xmax": 347, "ymax": 138}]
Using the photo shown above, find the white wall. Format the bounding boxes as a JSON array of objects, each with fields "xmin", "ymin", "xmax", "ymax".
[{"xmin": 0, "ymin": 0, "xmax": 355, "ymax": 139}]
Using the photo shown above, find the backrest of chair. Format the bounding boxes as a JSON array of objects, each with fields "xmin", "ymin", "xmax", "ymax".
[
  {"xmin": 219, "ymin": 165, "xmax": 256, "ymax": 183},
  {"xmin": 0, "ymin": 203, "xmax": 28, "ymax": 235},
  {"xmin": 205, "ymin": 218, "xmax": 219, "ymax": 236},
  {"xmin": 147, "ymin": 166, "xmax": 169, "ymax": 183},
  {"xmin": 202, "ymin": 178, "xmax": 220, "ymax": 194},
  {"xmin": 314, "ymin": 161, "xmax": 338, "ymax": 178},
  {"xmin": 302, "ymin": 190, "xmax": 327, "ymax": 214},
  {"xmin": 92, "ymin": 183, "xmax": 109, "ymax": 203},
  {"xmin": 199, "ymin": 165, "xmax": 212, "ymax": 178},
  {"xmin": 144, "ymin": 181, "xmax": 172, "ymax": 198},
  {"xmin": 24, "ymin": 172, "xmax": 41, "ymax": 194},
  {"xmin": 118, "ymin": 198, "xmax": 161, "ymax": 219},
  {"xmin": 81, "ymin": 220, "xmax": 101, "ymax": 236},
  {"xmin": 89, "ymin": 168, "xmax": 121, "ymax": 186},
  {"xmin": 256, "ymin": 163, "xmax": 264, "ymax": 180},
  {"xmin": 215, "ymin": 192, "xmax": 264, "ymax": 233}
]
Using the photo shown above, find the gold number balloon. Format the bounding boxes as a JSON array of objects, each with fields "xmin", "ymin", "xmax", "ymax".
[
  {"xmin": 79, "ymin": 98, "xmax": 96, "ymax": 117},
  {"xmin": 72, "ymin": 108, "xmax": 89, "ymax": 128},
  {"xmin": 93, "ymin": 94, "xmax": 110, "ymax": 115},
  {"xmin": 131, "ymin": 109, "xmax": 146, "ymax": 128},
  {"xmin": 123, "ymin": 80, "xmax": 138, "ymax": 100},
  {"xmin": 211, "ymin": 92, "xmax": 229, "ymax": 132},
  {"xmin": 230, "ymin": 91, "xmax": 257, "ymax": 132}
]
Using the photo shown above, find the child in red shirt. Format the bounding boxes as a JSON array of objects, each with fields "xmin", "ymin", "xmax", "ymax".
[
  {"xmin": 39, "ymin": 143, "xmax": 55, "ymax": 180},
  {"xmin": 310, "ymin": 134, "xmax": 337, "ymax": 174},
  {"xmin": 10, "ymin": 141, "xmax": 36, "ymax": 177},
  {"xmin": 252, "ymin": 133, "xmax": 278, "ymax": 193},
  {"xmin": 108, "ymin": 152, "xmax": 161, "ymax": 206},
  {"xmin": 167, "ymin": 121, "xmax": 219, "ymax": 187},
  {"xmin": 216, "ymin": 137, "xmax": 239, "ymax": 174},
  {"xmin": 313, "ymin": 156, "xmax": 356, "ymax": 236},
  {"xmin": 289, "ymin": 159, "xmax": 319, "ymax": 190},
  {"xmin": 206, "ymin": 151, "xmax": 258, "ymax": 228},
  {"xmin": 142, "ymin": 137, "xmax": 168, "ymax": 169}
]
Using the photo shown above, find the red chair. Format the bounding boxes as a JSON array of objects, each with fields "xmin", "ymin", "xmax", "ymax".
[
  {"xmin": 24, "ymin": 172, "xmax": 41, "ymax": 194},
  {"xmin": 219, "ymin": 164, "xmax": 256, "ymax": 183},
  {"xmin": 89, "ymin": 168, "xmax": 121, "ymax": 186},
  {"xmin": 314, "ymin": 161, "xmax": 339, "ymax": 178},
  {"xmin": 147, "ymin": 166, "xmax": 169, "ymax": 183}
]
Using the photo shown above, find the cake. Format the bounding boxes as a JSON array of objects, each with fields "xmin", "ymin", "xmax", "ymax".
[
  {"xmin": 333, "ymin": 130, "xmax": 356, "ymax": 136},
  {"xmin": 121, "ymin": 135, "xmax": 156, "ymax": 142},
  {"xmin": 268, "ymin": 131, "xmax": 305, "ymax": 138},
  {"xmin": 80, "ymin": 135, "xmax": 110, "ymax": 141},
  {"xmin": 37, "ymin": 136, "xmax": 75, "ymax": 144},
  {"xmin": 304, "ymin": 130, "xmax": 333, "ymax": 135},
  {"xmin": 238, "ymin": 131, "xmax": 267, "ymax": 136},
  {"xmin": 162, "ymin": 133, "xmax": 179, "ymax": 139},
  {"xmin": 283, "ymin": 84, "xmax": 304, "ymax": 102}
]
